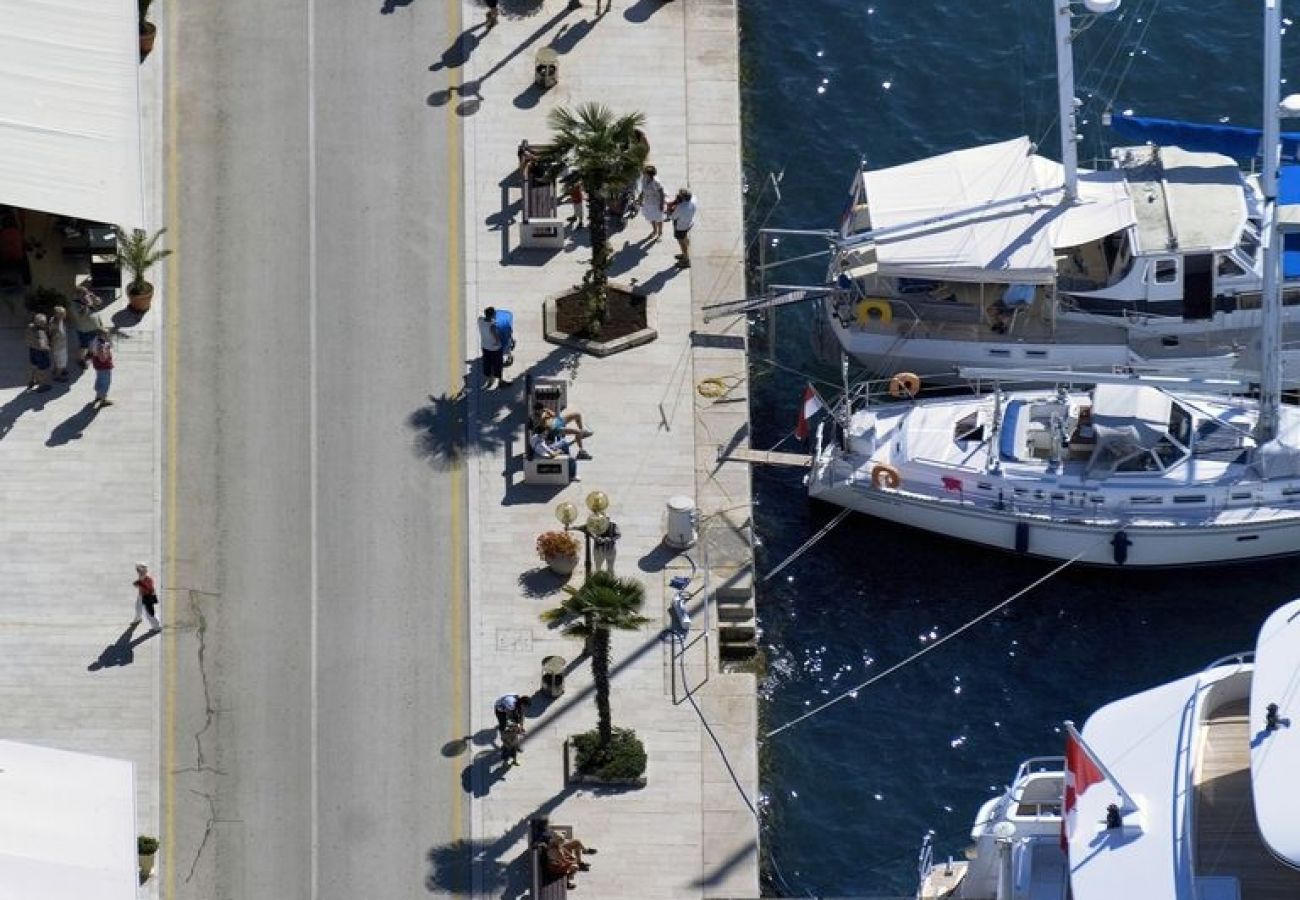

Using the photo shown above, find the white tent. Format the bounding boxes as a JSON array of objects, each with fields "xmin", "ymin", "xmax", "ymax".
[
  {"xmin": 0, "ymin": 0, "xmax": 146, "ymax": 228},
  {"xmin": 0, "ymin": 740, "xmax": 137, "ymax": 900},
  {"xmin": 850, "ymin": 138, "xmax": 1135, "ymax": 284}
]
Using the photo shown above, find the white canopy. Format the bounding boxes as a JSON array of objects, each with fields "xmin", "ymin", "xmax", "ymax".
[
  {"xmin": 0, "ymin": 0, "xmax": 146, "ymax": 228},
  {"xmin": 850, "ymin": 138, "xmax": 1135, "ymax": 284},
  {"xmin": 0, "ymin": 740, "xmax": 136, "ymax": 900}
]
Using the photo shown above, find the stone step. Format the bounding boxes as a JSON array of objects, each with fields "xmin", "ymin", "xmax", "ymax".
[
  {"xmin": 718, "ymin": 625, "xmax": 756, "ymax": 645},
  {"xmin": 719, "ymin": 640, "xmax": 758, "ymax": 661},
  {"xmin": 711, "ymin": 566, "xmax": 754, "ymax": 603},
  {"xmin": 716, "ymin": 602, "xmax": 754, "ymax": 624}
]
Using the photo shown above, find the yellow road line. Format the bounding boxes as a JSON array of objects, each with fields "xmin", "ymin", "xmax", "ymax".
[
  {"xmin": 445, "ymin": 0, "xmax": 467, "ymax": 863},
  {"xmin": 162, "ymin": 0, "xmax": 181, "ymax": 895}
]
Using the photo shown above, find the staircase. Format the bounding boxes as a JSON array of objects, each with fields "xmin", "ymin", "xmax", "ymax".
[{"xmin": 712, "ymin": 566, "xmax": 757, "ymax": 664}]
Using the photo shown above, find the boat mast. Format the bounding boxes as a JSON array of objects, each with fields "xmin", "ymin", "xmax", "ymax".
[
  {"xmin": 1056, "ymin": 1, "xmax": 1123, "ymax": 203},
  {"xmin": 1256, "ymin": 0, "xmax": 1285, "ymax": 443}
]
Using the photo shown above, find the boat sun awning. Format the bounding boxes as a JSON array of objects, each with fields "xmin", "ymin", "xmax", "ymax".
[
  {"xmin": 0, "ymin": 740, "xmax": 137, "ymax": 900},
  {"xmin": 849, "ymin": 137, "xmax": 1134, "ymax": 285},
  {"xmin": 0, "ymin": 0, "xmax": 146, "ymax": 229},
  {"xmin": 1249, "ymin": 598, "xmax": 1300, "ymax": 868}
]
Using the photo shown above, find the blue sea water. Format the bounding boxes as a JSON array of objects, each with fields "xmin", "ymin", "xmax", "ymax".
[{"xmin": 738, "ymin": 1, "xmax": 1300, "ymax": 896}]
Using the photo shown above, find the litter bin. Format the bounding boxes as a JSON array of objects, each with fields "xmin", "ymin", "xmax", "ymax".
[
  {"xmin": 542, "ymin": 655, "xmax": 566, "ymax": 697},
  {"xmin": 534, "ymin": 48, "xmax": 559, "ymax": 89},
  {"xmin": 665, "ymin": 495, "xmax": 697, "ymax": 549}
]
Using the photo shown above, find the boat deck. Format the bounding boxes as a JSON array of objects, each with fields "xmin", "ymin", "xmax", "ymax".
[{"xmin": 1195, "ymin": 698, "xmax": 1300, "ymax": 899}]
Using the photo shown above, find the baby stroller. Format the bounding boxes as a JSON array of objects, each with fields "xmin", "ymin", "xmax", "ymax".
[{"xmin": 495, "ymin": 307, "xmax": 517, "ymax": 368}]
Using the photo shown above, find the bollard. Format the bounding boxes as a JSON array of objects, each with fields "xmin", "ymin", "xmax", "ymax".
[
  {"xmin": 541, "ymin": 655, "xmax": 566, "ymax": 697},
  {"xmin": 534, "ymin": 48, "xmax": 559, "ymax": 89},
  {"xmin": 665, "ymin": 495, "xmax": 697, "ymax": 549}
]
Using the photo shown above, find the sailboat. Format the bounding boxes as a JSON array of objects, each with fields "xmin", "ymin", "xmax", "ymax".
[
  {"xmin": 805, "ymin": 0, "xmax": 1300, "ymax": 568},
  {"xmin": 763, "ymin": 0, "xmax": 1300, "ymax": 384},
  {"xmin": 916, "ymin": 596, "xmax": 1300, "ymax": 899}
]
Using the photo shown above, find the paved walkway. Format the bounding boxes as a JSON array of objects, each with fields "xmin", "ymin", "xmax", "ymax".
[{"xmin": 461, "ymin": 1, "xmax": 758, "ymax": 897}]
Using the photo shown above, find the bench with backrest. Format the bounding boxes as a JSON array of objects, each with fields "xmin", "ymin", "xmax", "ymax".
[
  {"xmin": 528, "ymin": 818, "xmax": 568, "ymax": 899},
  {"xmin": 519, "ymin": 142, "xmax": 565, "ymax": 250},
  {"xmin": 522, "ymin": 373, "xmax": 572, "ymax": 486}
]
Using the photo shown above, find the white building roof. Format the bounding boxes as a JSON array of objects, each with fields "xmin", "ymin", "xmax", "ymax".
[
  {"xmin": 0, "ymin": 0, "xmax": 146, "ymax": 228},
  {"xmin": 1250, "ymin": 598, "xmax": 1300, "ymax": 867},
  {"xmin": 0, "ymin": 740, "xmax": 136, "ymax": 900},
  {"xmin": 852, "ymin": 137, "xmax": 1134, "ymax": 284}
]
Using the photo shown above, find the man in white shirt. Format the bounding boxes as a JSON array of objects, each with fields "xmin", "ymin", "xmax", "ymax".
[
  {"xmin": 478, "ymin": 306, "xmax": 508, "ymax": 389},
  {"xmin": 529, "ymin": 428, "xmax": 582, "ymax": 481},
  {"xmin": 667, "ymin": 188, "xmax": 697, "ymax": 268}
]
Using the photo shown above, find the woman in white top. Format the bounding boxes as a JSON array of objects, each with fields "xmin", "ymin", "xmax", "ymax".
[{"xmin": 638, "ymin": 166, "xmax": 666, "ymax": 242}]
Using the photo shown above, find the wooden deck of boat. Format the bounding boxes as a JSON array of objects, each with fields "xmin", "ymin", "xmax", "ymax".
[{"xmin": 1195, "ymin": 698, "xmax": 1300, "ymax": 898}]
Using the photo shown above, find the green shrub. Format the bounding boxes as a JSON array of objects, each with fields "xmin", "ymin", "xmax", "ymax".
[
  {"xmin": 572, "ymin": 727, "xmax": 646, "ymax": 780},
  {"xmin": 138, "ymin": 835, "xmax": 160, "ymax": 855}
]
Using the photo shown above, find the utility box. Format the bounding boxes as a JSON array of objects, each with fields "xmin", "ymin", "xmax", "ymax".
[
  {"xmin": 534, "ymin": 48, "xmax": 559, "ymax": 89},
  {"xmin": 665, "ymin": 495, "xmax": 697, "ymax": 549},
  {"xmin": 541, "ymin": 655, "xmax": 566, "ymax": 697}
]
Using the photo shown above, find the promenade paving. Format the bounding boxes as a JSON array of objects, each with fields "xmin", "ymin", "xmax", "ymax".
[{"xmin": 460, "ymin": 1, "xmax": 759, "ymax": 897}]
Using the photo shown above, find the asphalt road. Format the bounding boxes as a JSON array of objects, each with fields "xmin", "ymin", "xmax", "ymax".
[{"xmin": 166, "ymin": 2, "xmax": 470, "ymax": 897}]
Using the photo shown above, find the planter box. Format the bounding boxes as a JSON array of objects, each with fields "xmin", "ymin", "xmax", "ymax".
[
  {"xmin": 562, "ymin": 737, "xmax": 648, "ymax": 788},
  {"xmin": 543, "ymin": 284, "xmax": 657, "ymax": 358}
]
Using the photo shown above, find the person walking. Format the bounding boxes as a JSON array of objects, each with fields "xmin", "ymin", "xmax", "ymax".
[
  {"xmin": 667, "ymin": 188, "xmax": 697, "ymax": 268},
  {"xmin": 90, "ymin": 329, "xmax": 114, "ymax": 408},
  {"xmin": 48, "ymin": 305, "xmax": 69, "ymax": 382},
  {"xmin": 500, "ymin": 720, "xmax": 525, "ymax": 767},
  {"xmin": 565, "ymin": 176, "xmax": 585, "ymax": 229},
  {"xmin": 592, "ymin": 518, "xmax": 621, "ymax": 573},
  {"xmin": 494, "ymin": 693, "xmax": 531, "ymax": 732},
  {"xmin": 25, "ymin": 314, "xmax": 52, "ymax": 391},
  {"xmin": 132, "ymin": 563, "xmax": 161, "ymax": 632},
  {"xmin": 638, "ymin": 166, "xmax": 666, "ymax": 242},
  {"xmin": 477, "ymin": 307, "xmax": 508, "ymax": 390},
  {"xmin": 68, "ymin": 283, "xmax": 104, "ymax": 369}
]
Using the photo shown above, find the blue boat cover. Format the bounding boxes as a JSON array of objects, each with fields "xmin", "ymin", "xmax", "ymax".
[
  {"xmin": 1109, "ymin": 113, "xmax": 1300, "ymax": 163},
  {"xmin": 1281, "ymin": 167, "xmax": 1300, "ymax": 278},
  {"xmin": 999, "ymin": 400, "xmax": 1024, "ymax": 462}
]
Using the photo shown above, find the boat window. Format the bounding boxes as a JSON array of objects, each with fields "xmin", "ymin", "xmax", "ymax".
[
  {"xmin": 1231, "ymin": 491, "xmax": 1253, "ymax": 500},
  {"xmin": 1168, "ymin": 405, "xmax": 1192, "ymax": 447},
  {"xmin": 1153, "ymin": 437, "xmax": 1185, "ymax": 467},
  {"xmin": 1116, "ymin": 449, "xmax": 1162, "ymax": 473},
  {"xmin": 1153, "ymin": 259, "xmax": 1178, "ymax": 284},
  {"xmin": 954, "ymin": 412, "xmax": 984, "ymax": 443},
  {"xmin": 1216, "ymin": 254, "xmax": 1247, "ymax": 278},
  {"xmin": 1173, "ymin": 495, "xmax": 1206, "ymax": 504},
  {"xmin": 1025, "ymin": 350, "xmax": 1048, "ymax": 358},
  {"xmin": 1238, "ymin": 226, "xmax": 1261, "ymax": 264},
  {"xmin": 988, "ymin": 349, "xmax": 1011, "ymax": 357},
  {"xmin": 1129, "ymin": 496, "xmax": 1164, "ymax": 505},
  {"xmin": 1283, "ymin": 486, "xmax": 1300, "ymax": 497}
]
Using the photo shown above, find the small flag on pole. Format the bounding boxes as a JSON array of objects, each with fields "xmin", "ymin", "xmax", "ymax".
[
  {"xmin": 1061, "ymin": 721, "xmax": 1138, "ymax": 853},
  {"xmin": 795, "ymin": 385, "xmax": 824, "ymax": 441},
  {"xmin": 941, "ymin": 476, "xmax": 963, "ymax": 493}
]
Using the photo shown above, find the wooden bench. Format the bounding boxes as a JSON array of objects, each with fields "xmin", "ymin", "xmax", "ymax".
[
  {"xmin": 519, "ymin": 142, "xmax": 565, "ymax": 250},
  {"xmin": 522, "ymin": 373, "xmax": 572, "ymax": 486},
  {"xmin": 529, "ymin": 818, "xmax": 569, "ymax": 899}
]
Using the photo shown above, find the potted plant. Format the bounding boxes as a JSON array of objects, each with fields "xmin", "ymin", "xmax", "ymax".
[
  {"xmin": 118, "ymin": 227, "xmax": 172, "ymax": 313},
  {"xmin": 138, "ymin": 835, "xmax": 159, "ymax": 882},
  {"xmin": 536, "ymin": 530, "xmax": 580, "ymax": 576},
  {"xmin": 139, "ymin": 0, "xmax": 157, "ymax": 61}
]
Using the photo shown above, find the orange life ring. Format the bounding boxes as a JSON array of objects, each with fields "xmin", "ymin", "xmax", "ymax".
[
  {"xmin": 870, "ymin": 463, "xmax": 901, "ymax": 489},
  {"xmin": 888, "ymin": 372, "xmax": 922, "ymax": 398}
]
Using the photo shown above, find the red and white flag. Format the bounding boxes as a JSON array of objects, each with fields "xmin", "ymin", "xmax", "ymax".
[
  {"xmin": 795, "ymin": 385, "xmax": 824, "ymax": 441},
  {"xmin": 1061, "ymin": 721, "xmax": 1135, "ymax": 852}
]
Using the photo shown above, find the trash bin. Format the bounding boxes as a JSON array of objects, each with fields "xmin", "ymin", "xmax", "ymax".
[
  {"xmin": 665, "ymin": 495, "xmax": 697, "ymax": 549},
  {"xmin": 542, "ymin": 655, "xmax": 566, "ymax": 697},
  {"xmin": 534, "ymin": 48, "xmax": 559, "ymax": 89}
]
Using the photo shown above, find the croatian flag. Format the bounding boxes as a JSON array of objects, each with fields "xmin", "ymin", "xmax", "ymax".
[
  {"xmin": 795, "ymin": 385, "xmax": 824, "ymax": 441},
  {"xmin": 1060, "ymin": 721, "xmax": 1136, "ymax": 853}
]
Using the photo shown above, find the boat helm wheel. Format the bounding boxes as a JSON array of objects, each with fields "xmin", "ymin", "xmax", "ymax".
[
  {"xmin": 888, "ymin": 371, "xmax": 922, "ymax": 398},
  {"xmin": 855, "ymin": 298, "xmax": 892, "ymax": 326},
  {"xmin": 870, "ymin": 463, "xmax": 901, "ymax": 489}
]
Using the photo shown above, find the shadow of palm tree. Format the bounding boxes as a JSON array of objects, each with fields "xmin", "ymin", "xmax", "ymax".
[{"xmin": 500, "ymin": 0, "xmax": 547, "ymax": 18}]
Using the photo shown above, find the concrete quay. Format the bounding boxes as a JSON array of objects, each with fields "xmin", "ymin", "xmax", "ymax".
[{"xmin": 460, "ymin": 0, "xmax": 760, "ymax": 897}]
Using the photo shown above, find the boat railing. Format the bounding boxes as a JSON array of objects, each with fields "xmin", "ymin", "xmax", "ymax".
[
  {"xmin": 916, "ymin": 830, "xmax": 935, "ymax": 886},
  {"xmin": 1199, "ymin": 651, "xmax": 1254, "ymax": 674}
]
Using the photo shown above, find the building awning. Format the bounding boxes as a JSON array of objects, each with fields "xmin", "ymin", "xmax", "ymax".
[
  {"xmin": 0, "ymin": 0, "xmax": 146, "ymax": 228},
  {"xmin": 0, "ymin": 740, "xmax": 136, "ymax": 900}
]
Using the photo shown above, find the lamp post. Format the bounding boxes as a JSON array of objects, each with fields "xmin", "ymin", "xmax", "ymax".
[{"xmin": 555, "ymin": 491, "xmax": 611, "ymax": 578}]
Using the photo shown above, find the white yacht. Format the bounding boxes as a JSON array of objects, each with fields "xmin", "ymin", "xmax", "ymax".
[
  {"xmin": 917, "ymin": 597, "xmax": 1300, "ymax": 899},
  {"xmin": 761, "ymin": 0, "xmax": 1300, "ymax": 384}
]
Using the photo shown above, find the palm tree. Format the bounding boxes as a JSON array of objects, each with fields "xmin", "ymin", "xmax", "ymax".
[
  {"xmin": 542, "ymin": 103, "xmax": 648, "ymax": 335},
  {"xmin": 540, "ymin": 570, "xmax": 650, "ymax": 746}
]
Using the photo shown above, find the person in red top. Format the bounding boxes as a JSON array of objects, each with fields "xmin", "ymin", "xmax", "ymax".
[
  {"xmin": 132, "ymin": 563, "xmax": 160, "ymax": 632},
  {"xmin": 90, "ymin": 329, "xmax": 114, "ymax": 408}
]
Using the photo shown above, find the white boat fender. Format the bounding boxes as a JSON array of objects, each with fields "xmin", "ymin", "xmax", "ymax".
[
  {"xmin": 888, "ymin": 371, "xmax": 921, "ymax": 399},
  {"xmin": 870, "ymin": 463, "xmax": 901, "ymax": 489},
  {"xmin": 1111, "ymin": 530, "xmax": 1131, "ymax": 565}
]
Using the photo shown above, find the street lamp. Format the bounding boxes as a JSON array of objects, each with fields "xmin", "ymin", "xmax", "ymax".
[{"xmin": 555, "ymin": 491, "xmax": 611, "ymax": 578}]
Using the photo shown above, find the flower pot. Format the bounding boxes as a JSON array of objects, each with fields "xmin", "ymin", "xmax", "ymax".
[
  {"xmin": 546, "ymin": 555, "xmax": 577, "ymax": 577},
  {"xmin": 139, "ymin": 22, "xmax": 156, "ymax": 62},
  {"xmin": 138, "ymin": 851, "xmax": 156, "ymax": 882},
  {"xmin": 128, "ymin": 282, "xmax": 154, "ymax": 313}
]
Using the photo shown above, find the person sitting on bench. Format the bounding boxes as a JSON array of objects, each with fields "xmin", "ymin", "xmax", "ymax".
[
  {"xmin": 531, "ymin": 402, "xmax": 593, "ymax": 459},
  {"xmin": 529, "ymin": 427, "xmax": 583, "ymax": 481},
  {"xmin": 542, "ymin": 832, "xmax": 596, "ymax": 890}
]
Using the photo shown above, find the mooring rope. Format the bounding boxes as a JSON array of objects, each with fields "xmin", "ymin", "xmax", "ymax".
[{"xmin": 761, "ymin": 508, "xmax": 852, "ymax": 584}]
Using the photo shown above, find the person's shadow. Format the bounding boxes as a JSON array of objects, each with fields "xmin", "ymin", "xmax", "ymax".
[
  {"xmin": 87, "ymin": 622, "xmax": 159, "ymax": 671},
  {"xmin": 47, "ymin": 402, "xmax": 101, "ymax": 447},
  {"xmin": 428, "ymin": 26, "xmax": 483, "ymax": 71}
]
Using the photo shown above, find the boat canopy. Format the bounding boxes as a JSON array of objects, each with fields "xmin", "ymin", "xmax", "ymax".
[
  {"xmin": 1249, "ymin": 598, "xmax": 1300, "ymax": 869},
  {"xmin": 1089, "ymin": 383, "xmax": 1171, "ymax": 450},
  {"xmin": 1109, "ymin": 113, "xmax": 1300, "ymax": 163},
  {"xmin": 850, "ymin": 138, "xmax": 1134, "ymax": 284},
  {"xmin": 1115, "ymin": 146, "xmax": 1247, "ymax": 255}
]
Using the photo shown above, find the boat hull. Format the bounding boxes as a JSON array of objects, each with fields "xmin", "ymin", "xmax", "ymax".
[{"xmin": 808, "ymin": 478, "xmax": 1300, "ymax": 568}]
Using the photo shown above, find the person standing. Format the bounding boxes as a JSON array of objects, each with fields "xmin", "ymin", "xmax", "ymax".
[
  {"xmin": 500, "ymin": 720, "xmax": 525, "ymax": 767},
  {"xmin": 565, "ymin": 176, "xmax": 585, "ymax": 229},
  {"xmin": 667, "ymin": 188, "xmax": 697, "ymax": 268},
  {"xmin": 25, "ymin": 314, "xmax": 52, "ymax": 391},
  {"xmin": 638, "ymin": 166, "xmax": 666, "ymax": 242},
  {"xmin": 132, "ymin": 563, "xmax": 161, "ymax": 632},
  {"xmin": 48, "ymin": 305, "xmax": 69, "ymax": 382},
  {"xmin": 90, "ymin": 329, "xmax": 114, "ymax": 408},
  {"xmin": 68, "ymin": 283, "xmax": 104, "ymax": 369},
  {"xmin": 477, "ymin": 307, "xmax": 508, "ymax": 390},
  {"xmin": 494, "ymin": 693, "xmax": 531, "ymax": 731},
  {"xmin": 591, "ymin": 518, "xmax": 621, "ymax": 573}
]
